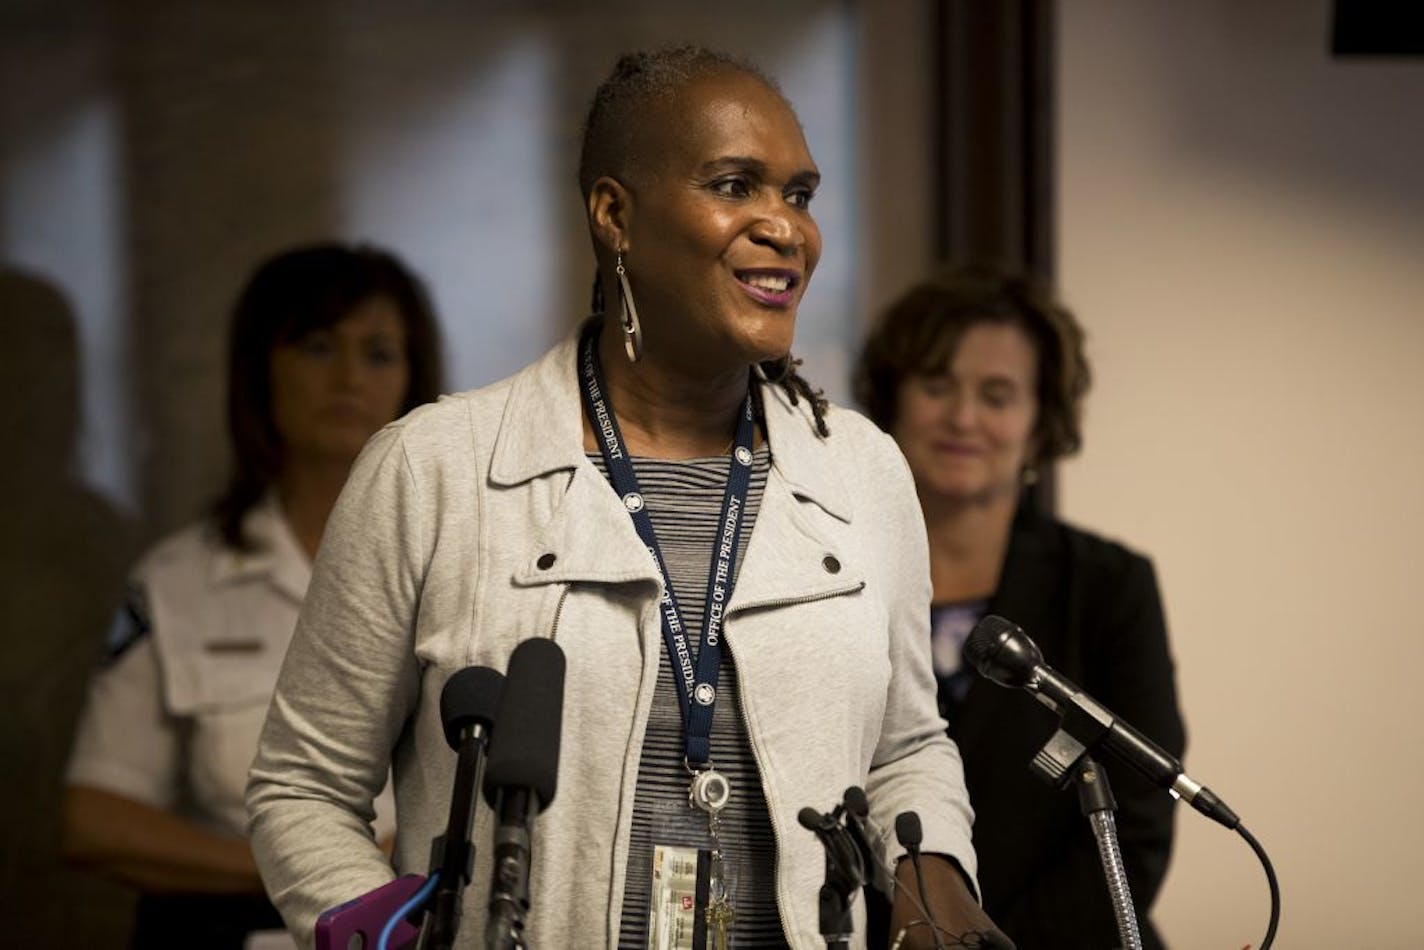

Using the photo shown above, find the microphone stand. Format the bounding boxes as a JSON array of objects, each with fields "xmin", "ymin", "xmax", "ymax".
[
  {"xmin": 970, "ymin": 615, "xmax": 1279, "ymax": 949},
  {"xmin": 816, "ymin": 846, "xmax": 860, "ymax": 950},
  {"xmin": 416, "ymin": 720, "xmax": 491, "ymax": 950},
  {"xmin": 799, "ymin": 807, "xmax": 865, "ymax": 950},
  {"xmin": 484, "ymin": 789, "xmax": 535, "ymax": 950},
  {"xmin": 1029, "ymin": 719, "xmax": 1144, "ymax": 950},
  {"xmin": 1073, "ymin": 757, "xmax": 1141, "ymax": 950}
]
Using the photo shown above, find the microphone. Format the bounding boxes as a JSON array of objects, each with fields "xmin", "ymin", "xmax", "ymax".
[
  {"xmin": 801, "ymin": 790, "xmax": 951, "ymax": 949},
  {"xmin": 482, "ymin": 638, "xmax": 566, "ymax": 950},
  {"xmin": 892, "ymin": 811, "xmax": 948, "ymax": 950},
  {"xmin": 416, "ymin": 666, "xmax": 504, "ymax": 950},
  {"xmin": 798, "ymin": 804, "xmax": 861, "ymax": 879},
  {"xmin": 799, "ymin": 802, "xmax": 864, "ymax": 949},
  {"xmin": 893, "ymin": 812, "xmax": 922, "ymax": 851},
  {"xmin": 965, "ymin": 614, "xmax": 1238, "ymax": 829},
  {"xmin": 838, "ymin": 787, "xmax": 892, "ymax": 895}
]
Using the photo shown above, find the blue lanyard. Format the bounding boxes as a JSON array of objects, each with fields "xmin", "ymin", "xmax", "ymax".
[{"xmin": 577, "ymin": 324, "xmax": 756, "ymax": 767}]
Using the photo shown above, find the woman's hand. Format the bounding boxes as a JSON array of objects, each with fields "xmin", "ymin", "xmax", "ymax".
[
  {"xmin": 62, "ymin": 785, "xmax": 267, "ymax": 894},
  {"xmin": 889, "ymin": 854, "xmax": 1015, "ymax": 950}
]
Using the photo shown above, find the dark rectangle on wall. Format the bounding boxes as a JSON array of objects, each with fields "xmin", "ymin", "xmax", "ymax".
[
  {"xmin": 932, "ymin": 0, "xmax": 1058, "ymax": 514},
  {"xmin": 1332, "ymin": 1, "xmax": 1424, "ymax": 56}
]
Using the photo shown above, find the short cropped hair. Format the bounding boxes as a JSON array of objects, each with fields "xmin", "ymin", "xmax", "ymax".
[
  {"xmin": 853, "ymin": 266, "xmax": 1091, "ymax": 467},
  {"xmin": 577, "ymin": 45, "xmax": 779, "ymax": 198}
]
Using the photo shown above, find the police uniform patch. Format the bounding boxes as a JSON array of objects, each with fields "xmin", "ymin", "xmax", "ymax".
[{"xmin": 103, "ymin": 586, "xmax": 152, "ymax": 667}]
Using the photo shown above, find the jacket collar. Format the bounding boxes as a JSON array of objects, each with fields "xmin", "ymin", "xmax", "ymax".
[
  {"xmin": 488, "ymin": 321, "xmax": 852, "ymax": 523},
  {"xmin": 210, "ymin": 493, "xmax": 311, "ymax": 604},
  {"xmin": 488, "ymin": 329, "xmax": 590, "ymax": 488},
  {"xmin": 756, "ymin": 367, "xmax": 851, "ymax": 524}
]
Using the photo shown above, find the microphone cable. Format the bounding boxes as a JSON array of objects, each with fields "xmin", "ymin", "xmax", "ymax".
[
  {"xmin": 1238, "ymin": 824, "xmax": 1279, "ymax": 949},
  {"xmin": 379, "ymin": 872, "xmax": 441, "ymax": 950},
  {"xmin": 967, "ymin": 613, "xmax": 1281, "ymax": 948},
  {"xmin": 825, "ymin": 790, "xmax": 1000, "ymax": 949},
  {"xmin": 892, "ymin": 811, "xmax": 946, "ymax": 950}
]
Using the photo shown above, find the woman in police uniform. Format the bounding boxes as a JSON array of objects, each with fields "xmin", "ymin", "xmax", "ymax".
[{"xmin": 62, "ymin": 243, "xmax": 444, "ymax": 949}]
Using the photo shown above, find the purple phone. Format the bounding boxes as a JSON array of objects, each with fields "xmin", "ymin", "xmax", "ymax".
[{"xmin": 315, "ymin": 873, "xmax": 426, "ymax": 950}]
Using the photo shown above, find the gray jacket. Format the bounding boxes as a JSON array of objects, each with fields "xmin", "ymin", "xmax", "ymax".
[{"xmin": 247, "ymin": 330, "xmax": 977, "ymax": 948}]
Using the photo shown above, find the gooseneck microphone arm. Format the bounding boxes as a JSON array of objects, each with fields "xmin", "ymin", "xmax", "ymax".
[
  {"xmin": 965, "ymin": 614, "xmax": 1279, "ymax": 950},
  {"xmin": 416, "ymin": 667, "xmax": 504, "ymax": 950},
  {"xmin": 1073, "ymin": 757, "xmax": 1141, "ymax": 950}
]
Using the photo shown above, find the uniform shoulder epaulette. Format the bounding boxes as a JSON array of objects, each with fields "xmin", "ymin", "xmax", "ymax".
[{"xmin": 102, "ymin": 585, "xmax": 152, "ymax": 667}]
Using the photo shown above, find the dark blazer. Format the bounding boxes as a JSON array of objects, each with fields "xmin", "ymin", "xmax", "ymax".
[{"xmin": 947, "ymin": 506, "xmax": 1187, "ymax": 949}]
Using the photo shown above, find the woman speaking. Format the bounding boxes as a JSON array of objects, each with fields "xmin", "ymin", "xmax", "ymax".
[{"xmin": 248, "ymin": 49, "xmax": 1004, "ymax": 949}]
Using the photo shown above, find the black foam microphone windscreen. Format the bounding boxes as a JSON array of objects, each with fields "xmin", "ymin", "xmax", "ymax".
[
  {"xmin": 439, "ymin": 666, "xmax": 504, "ymax": 751},
  {"xmin": 482, "ymin": 638, "xmax": 566, "ymax": 810},
  {"xmin": 894, "ymin": 811, "xmax": 923, "ymax": 850},
  {"xmin": 797, "ymin": 807, "xmax": 827, "ymax": 831},
  {"xmin": 842, "ymin": 786, "xmax": 869, "ymax": 818},
  {"xmin": 963, "ymin": 613, "xmax": 1044, "ymax": 689}
]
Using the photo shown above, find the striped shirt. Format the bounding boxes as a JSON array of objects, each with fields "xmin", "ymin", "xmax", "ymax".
[{"xmin": 591, "ymin": 446, "xmax": 788, "ymax": 948}]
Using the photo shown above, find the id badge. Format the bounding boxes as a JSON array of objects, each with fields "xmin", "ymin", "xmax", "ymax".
[
  {"xmin": 648, "ymin": 844, "xmax": 700, "ymax": 950},
  {"xmin": 646, "ymin": 804, "xmax": 738, "ymax": 950}
]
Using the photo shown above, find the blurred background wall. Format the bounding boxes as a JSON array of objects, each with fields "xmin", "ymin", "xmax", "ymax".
[
  {"xmin": 2, "ymin": 0, "xmax": 1421, "ymax": 946},
  {"xmin": 0, "ymin": 0, "xmax": 932, "ymax": 942},
  {"xmin": 2, "ymin": 0, "xmax": 936, "ymax": 533},
  {"xmin": 1058, "ymin": 0, "xmax": 1424, "ymax": 946}
]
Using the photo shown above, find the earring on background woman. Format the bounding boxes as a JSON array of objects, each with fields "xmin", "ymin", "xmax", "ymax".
[
  {"xmin": 616, "ymin": 249, "xmax": 642, "ymax": 363},
  {"xmin": 1022, "ymin": 464, "xmax": 1040, "ymax": 486}
]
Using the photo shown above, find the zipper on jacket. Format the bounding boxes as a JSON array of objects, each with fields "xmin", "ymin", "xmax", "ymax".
[
  {"xmin": 727, "ymin": 580, "xmax": 866, "ymax": 619},
  {"xmin": 608, "ymin": 593, "xmax": 666, "ymax": 947},
  {"xmin": 726, "ymin": 578, "xmax": 866, "ymax": 943},
  {"xmin": 548, "ymin": 585, "xmax": 572, "ymax": 642}
]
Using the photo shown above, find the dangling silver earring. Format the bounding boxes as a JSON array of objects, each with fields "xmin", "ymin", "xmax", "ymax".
[
  {"xmin": 1022, "ymin": 465, "xmax": 1040, "ymax": 486},
  {"xmin": 616, "ymin": 250, "xmax": 642, "ymax": 363}
]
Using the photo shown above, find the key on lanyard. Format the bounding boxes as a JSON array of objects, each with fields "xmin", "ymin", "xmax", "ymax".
[
  {"xmin": 690, "ymin": 767, "xmax": 733, "ymax": 949},
  {"xmin": 706, "ymin": 847, "xmax": 734, "ymax": 950}
]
